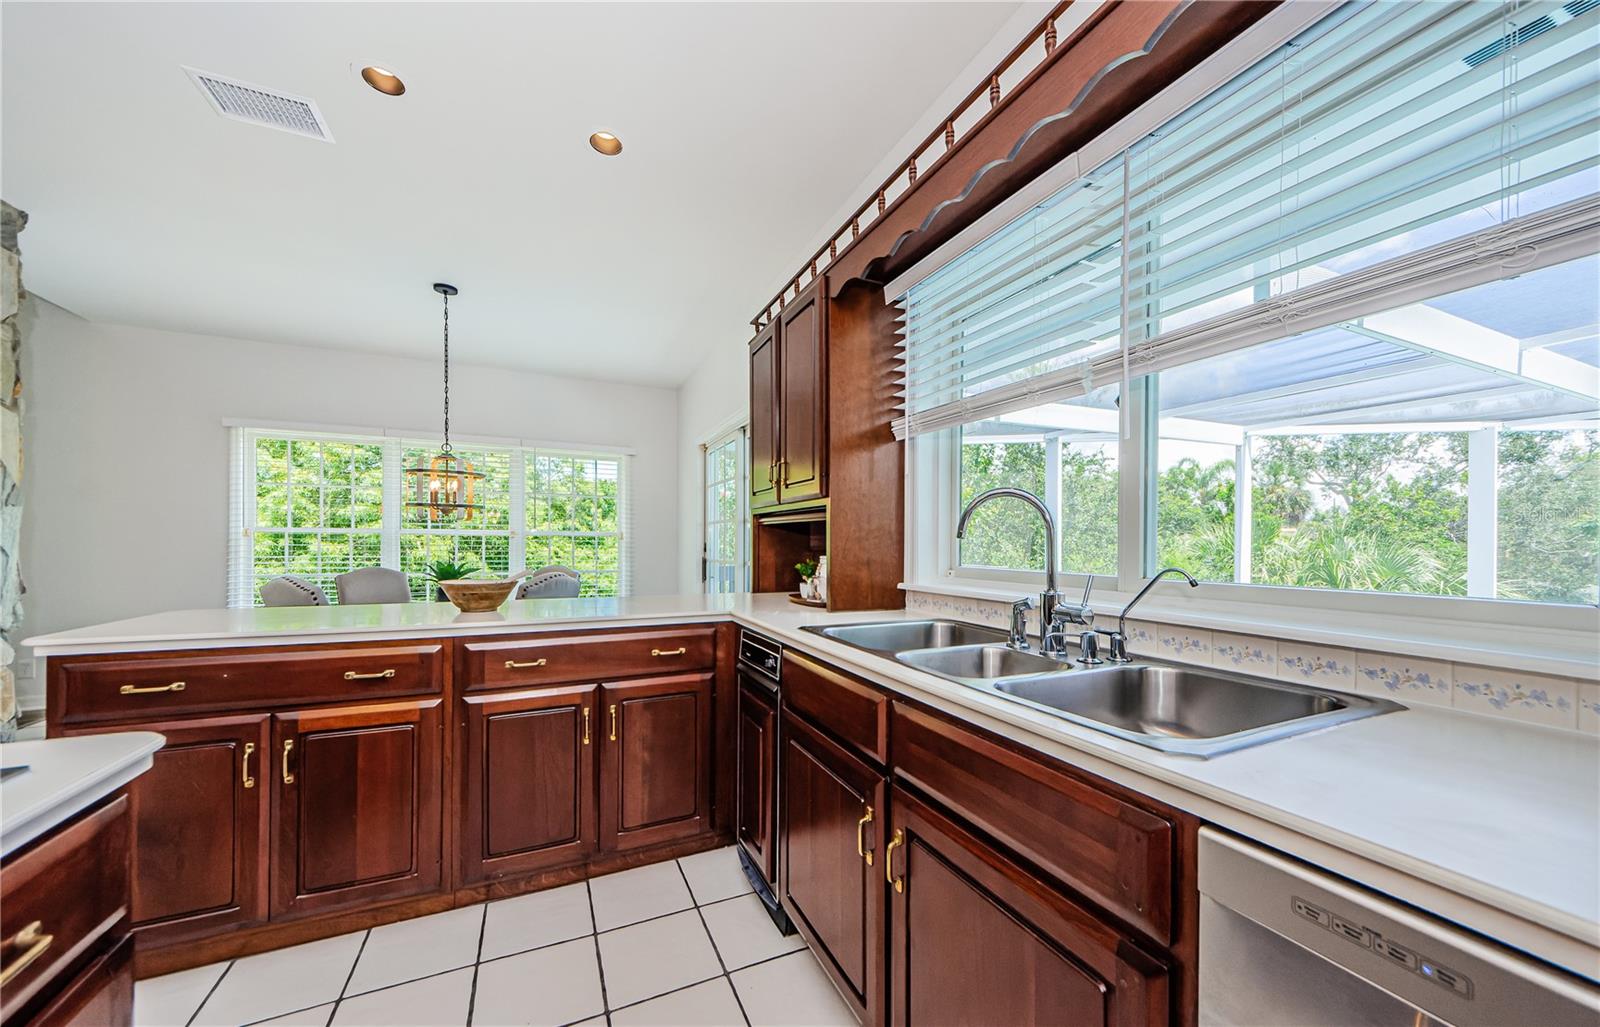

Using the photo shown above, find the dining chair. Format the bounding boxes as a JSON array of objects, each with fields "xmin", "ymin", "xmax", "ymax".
[
  {"xmin": 335, "ymin": 567, "xmax": 412, "ymax": 605},
  {"xmin": 515, "ymin": 565, "xmax": 581, "ymax": 599},
  {"xmin": 260, "ymin": 575, "xmax": 330, "ymax": 607}
]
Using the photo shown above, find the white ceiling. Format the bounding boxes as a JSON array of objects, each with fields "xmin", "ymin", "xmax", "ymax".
[{"xmin": 1, "ymin": 2, "xmax": 1022, "ymax": 386}]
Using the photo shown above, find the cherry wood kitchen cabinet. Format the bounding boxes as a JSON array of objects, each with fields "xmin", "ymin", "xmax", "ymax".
[
  {"xmin": 777, "ymin": 278, "xmax": 828, "ymax": 504},
  {"xmin": 271, "ymin": 699, "xmax": 444, "ymax": 919},
  {"xmin": 735, "ymin": 671, "xmax": 778, "ymax": 884},
  {"xmin": 460, "ymin": 684, "xmax": 598, "ymax": 884},
  {"xmin": 73, "ymin": 715, "xmax": 270, "ymax": 947},
  {"xmin": 885, "ymin": 786, "xmax": 1169, "ymax": 1027},
  {"xmin": 749, "ymin": 320, "xmax": 781, "ymax": 510},
  {"xmin": 600, "ymin": 673, "xmax": 714, "ymax": 853},
  {"xmin": 780, "ymin": 708, "xmax": 886, "ymax": 1025}
]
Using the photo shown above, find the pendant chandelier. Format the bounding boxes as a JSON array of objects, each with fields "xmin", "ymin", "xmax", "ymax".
[{"xmin": 404, "ymin": 283, "xmax": 484, "ymax": 522}]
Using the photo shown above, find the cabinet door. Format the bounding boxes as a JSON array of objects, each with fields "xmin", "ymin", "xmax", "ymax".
[
  {"xmin": 600, "ymin": 673, "xmax": 712, "ymax": 852},
  {"xmin": 886, "ymin": 787, "xmax": 1168, "ymax": 1027},
  {"xmin": 735, "ymin": 674, "xmax": 778, "ymax": 883},
  {"xmin": 749, "ymin": 322, "xmax": 781, "ymax": 510},
  {"xmin": 272, "ymin": 699, "xmax": 443, "ymax": 919},
  {"xmin": 460, "ymin": 684, "xmax": 598, "ymax": 884},
  {"xmin": 69, "ymin": 715, "xmax": 270, "ymax": 946},
  {"xmin": 778, "ymin": 279, "xmax": 827, "ymax": 504},
  {"xmin": 780, "ymin": 709, "xmax": 885, "ymax": 1024}
]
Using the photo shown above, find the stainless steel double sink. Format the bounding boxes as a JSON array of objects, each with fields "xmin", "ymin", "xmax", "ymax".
[{"xmin": 802, "ymin": 619, "xmax": 1400, "ymax": 758}]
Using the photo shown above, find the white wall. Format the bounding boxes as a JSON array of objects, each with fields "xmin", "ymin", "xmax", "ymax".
[
  {"xmin": 17, "ymin": 299, "xmax": 679, "ymax": 703},
  {"xmin": 673, "ymin": 1, "xmax": 1057, "ymax": 593}
]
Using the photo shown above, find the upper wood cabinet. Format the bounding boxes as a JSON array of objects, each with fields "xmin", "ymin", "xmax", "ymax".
[
  {"xmin": 749, "ymin": 321, "xmax": 780, "ymax": 510},
  {"xmin": 271, "ymin": 698, "xmax": 443, "ymax": 920},
  {"xmin": 749, "ymin": 278, "xmax": 828, "ymax": 509},
  {"xmin": 600, "ymin": 673, "xmax": 713, "ymax": 853}
]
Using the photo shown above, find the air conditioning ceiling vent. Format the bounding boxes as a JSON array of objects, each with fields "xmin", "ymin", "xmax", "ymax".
[{"xmin": 184, "ymin": 67, "xmax": 333, "ymax": 142}]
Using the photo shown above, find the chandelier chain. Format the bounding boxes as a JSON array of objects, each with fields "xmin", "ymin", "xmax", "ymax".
[{"xmin": 441, "ymin": 290, "xmax": 451, "ymax": 453}]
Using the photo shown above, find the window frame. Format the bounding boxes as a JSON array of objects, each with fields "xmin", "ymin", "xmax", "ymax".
[{"xmin": 701, "ymin": 424, "xmax": 750, "ymax": 595}]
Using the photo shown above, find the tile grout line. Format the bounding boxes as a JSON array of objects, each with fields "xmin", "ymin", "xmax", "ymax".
[
  {"xmin": 583, "ymin": 878, "xmax": 613, "ymax": 1026},
  {"xmin": 184, "ymin": 959, "xmax": 235, "ymax": 1027},
  {"xmin": 464, "ymin": 902, "xmax": 488, "ymax": 1026},
  {"xmin": 676, "ymin": 858, "xmax": 753, "ymax": 1027},
  {"xmin": 324, "ymin": 929, "xmax": 370, "ymax": 1027}
]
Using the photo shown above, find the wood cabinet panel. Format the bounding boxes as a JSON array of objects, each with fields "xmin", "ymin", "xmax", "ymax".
[
  {"xmin": 601, "ymin": 674, "xmax": 712, "ymax": 852},
  {"xmin": 891, "ymin": 702, "xmax": 1174, "ymax": 944},
  {"xmin": 887, "ymin": 787, "xmax": 1167, "ymax": 1027},
  {"xmin": 784, "ymin": 651, "xmax": 888, "ymax": 765},
  {"xmin": 778, "ymin": 280, "xmax": 828, "ymax": 504},
  {"xmin": 749, "ymin": 322, "xmax": 780, "ymax": 510},
  {"xmin": 272, "ymin": 699, "xmax": 442, "ymax": 919},
  {"xmin": 735, "ymin": 673, "xmax": 778, "ymax": 884},
  {"xmin": 0, "ymin": 796, "xmax": 130, "ymax": 1024},
  {"xmin": 461, "ymin": 685, "xmax": 598, "ymax": 884},
  {"xmin": 460, "ymin": 628, "xmax": 714, "ymax": 692},
  {"xmin": 27, "ymin": 935, "xmax": 133, "ymax": 1027},
  {"xmin": 52, "ymin": 643, "xmax": 443, "ymax": 726},
  {"xmin": 780, "ymin": 710, "xmax": 885, "ymax": 1023}
]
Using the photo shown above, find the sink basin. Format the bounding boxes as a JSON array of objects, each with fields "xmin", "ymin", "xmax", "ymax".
[
  {"xmin": 896, "ymin": 644, "xmax": 1065, "ymax": 682},
  {"xmin": 807, "ymin": 619, "xmax": 1008, "ymax": 654},
  {"xmin": 989, "ymin": 664, "xmax": 1399, "ymax": 757}
]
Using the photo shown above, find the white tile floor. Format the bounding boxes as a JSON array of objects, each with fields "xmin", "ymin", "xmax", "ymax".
[{"xmin": 134, "ymin": 847, "xmax": 854, "ymax": 1027}]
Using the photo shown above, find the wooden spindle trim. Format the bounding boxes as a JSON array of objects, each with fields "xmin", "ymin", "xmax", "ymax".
[
  {"xmin": 851, "ymin": 219, "xmax": 859, "ymax": 239},
  {"xmin": 944, "ymin": 122, "xmax": 956, "ymax": 149},
  {"xmin": 908, "ymin": 159, "xmax": 918, "ymax": 184},
  {"xmin": 829, "ymin": 239, "xmax": 837, "ymax": 260},
  {"xmin": 989, "ymin": 75, "xmax": 1001, "ymax": 107},
  {"xmin": 877, "ymin": 192, "xmax": 886, "ymax": 214},
  {"xmin": 1045, "ymin": 18, "xmax": 1057, "ymax": 53}
]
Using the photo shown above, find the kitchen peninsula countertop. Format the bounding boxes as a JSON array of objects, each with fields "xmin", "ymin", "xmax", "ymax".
[
  {"xmin": 25, "ymin": 593, "xmax": 1600, "ymax": 980},
  {"xmin": 0, "ymin": 731, "xmax": 164, "ymax": 857}
]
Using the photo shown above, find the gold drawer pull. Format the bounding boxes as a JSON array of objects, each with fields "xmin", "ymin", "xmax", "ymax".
[
  {"xmin": 582, "ymin": 707, "xmax": 592, "ymax": 746},
  {"xmin": 282, "ymin": 739, "xmax": 295, "ymax": 784},
  {"xmin": 857, "ymin": 805, "xmax": 875, "ymax": 866},
  {"xmin": 505, "ymin": 658, "xmax": 548, "ymax": 669},
  {"xmin": 651, "ymin": 647, "xmax": 688, "ymax": 657},
  {"xmin": 242, "ymin": 742, "xmax": 257, "ymax": 789},
  {"xmin": 0, "ymin": 921, "xmax": 54, "ymax": 987},
  {"xmin": 344, "ymin": 669, "xmax": 396, "ymax": 680},
  {"xmin": 120, "ymin": 681, "xmax": 186, "ymax": 695},
  {"xmin": 885, "ymin": 829, "xmax": 905, "ymax": 894},
  {"xmin": 609, "ymin": 704, "xmax": 618, "ymax": 742}
]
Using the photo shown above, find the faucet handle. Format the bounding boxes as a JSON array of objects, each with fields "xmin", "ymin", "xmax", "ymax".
[{"xmin": 1079, "ymin": 574, "xmax": 1095, "ymax": 607}]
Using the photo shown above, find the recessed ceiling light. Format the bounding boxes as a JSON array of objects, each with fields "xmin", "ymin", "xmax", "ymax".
[
  {"xmin": 361, "ymin": 66, "xmax": 405, "ymax": 96},
  {"xmin": 589, "ymin": 131, "xmax": 623, "ymax": 156}
]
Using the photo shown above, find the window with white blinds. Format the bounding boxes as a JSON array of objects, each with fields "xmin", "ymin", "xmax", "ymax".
[
  {"xmin": 228, "ymin": 426, "xmax": 632, "ymax": 606},
  {"xmin": 893, "ymin": 0, "xmax": 1600, "ymax": 439}
]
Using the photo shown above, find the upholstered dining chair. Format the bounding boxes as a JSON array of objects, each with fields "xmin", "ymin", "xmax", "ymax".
[
  {"xmin": 515, "ymin": 565, "xmax": 581, "ymax": 599},
  {"xmin": 259, "ymin": 575, "xmax": 330, "ymax": 607},
  {"xmin": 334, "ymin": 567, "xmax": 413, "ymax": 605}
]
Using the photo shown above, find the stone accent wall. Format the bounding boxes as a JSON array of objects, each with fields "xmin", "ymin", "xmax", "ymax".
[
  {"xmin": 0, "ymin": 201, "xmax": 27, "ymax": 739},
  {"xmin": 904, "ymin": 588, "xmax": 1600, "ymax": 736}
]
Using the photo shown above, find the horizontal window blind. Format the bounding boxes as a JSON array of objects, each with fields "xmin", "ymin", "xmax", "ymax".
[{"xmin": 892, "ymin": 0, "xmax": 1600, "ymax": 440}]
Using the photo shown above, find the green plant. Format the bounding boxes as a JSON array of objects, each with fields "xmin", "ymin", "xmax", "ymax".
[
  {"xmin": 425, "ymin": 557, "xmax": 480, "ymax": 582},
  {"xmin": 794, "ymin": 557, "xmax": 818, "ymax": 579}
]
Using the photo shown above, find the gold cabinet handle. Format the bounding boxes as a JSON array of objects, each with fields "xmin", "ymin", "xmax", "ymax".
[
  {"xmin": 651, "ymin": 647, "xmax": 687, "ymax": 657},
  {"xmin": 885, "ymin": 828, "xmax": 905, "ymax": 894},
  {"xmin": 120, "ymin": 681, "xmax": 186, "ymax": 695},
  {"xmin": 242, "ymin": 742, "xmax": 257, "ymax": 790},
  {"xmin": 344, "ymin": 669, "xmax": 396, "ymax": 680},
  {"xmin": 281, "ymin": 739, "xmax": 295, "ymax": 784},
  {"xmin": 505, "ymin": 658, "xmax": 548, "ymax": 669},
  {"xmin": 0, "ymin": 921, "xmax": 54, "ymax": 987},
  {"xmin": 857, "ymin": 805, "xmax": 875, "ymax": 866},
  {"xmin": 609, "ymin": 704, "xmax": 618, "ymax": 742},
  {"xmin": 582, "ymin": 707, "xmax": 591, "ymax": 746}
]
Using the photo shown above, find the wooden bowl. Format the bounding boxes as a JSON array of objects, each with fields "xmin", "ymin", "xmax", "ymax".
[{"xmin": 438, "ymin": 578, "xmax": 519, "ymax": 613}]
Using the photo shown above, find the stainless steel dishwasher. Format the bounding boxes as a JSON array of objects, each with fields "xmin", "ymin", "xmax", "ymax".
[{"xmin": 1199, "ymin": 829, "xmax": 1600, "ymax": 1026}]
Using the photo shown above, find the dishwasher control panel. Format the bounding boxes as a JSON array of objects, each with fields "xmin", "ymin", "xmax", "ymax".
[{"xmin": 1292, "ymin": 895, "xmax": 1474, "ymax": 998}]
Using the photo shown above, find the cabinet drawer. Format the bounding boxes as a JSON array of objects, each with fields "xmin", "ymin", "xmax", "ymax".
[
  {"xmin": 460, "ymin": 627, "xmax": 715, "ymax": 690},
  {"xmin": 891, "ymin": 702, "xmax": 1175, "ymax": 944},
  {"xmin": 783, "ymin": 651, "xmax": 887, "ymax": 765},
  {"xmin": 53, "ymin": 645, "xmax": 443, "ymax": 725},
  {"xmin": 0, "ymin": 795, "xmax": 130, "ymax": 1023}
]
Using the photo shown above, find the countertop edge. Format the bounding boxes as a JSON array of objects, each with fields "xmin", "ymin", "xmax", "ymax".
[{"xmin": 0, "ymin": 732, "xmax": 165, "ymax": 858}]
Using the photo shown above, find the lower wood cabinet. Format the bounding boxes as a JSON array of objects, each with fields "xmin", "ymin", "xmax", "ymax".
[
  {"xmin": 885, "ymin": 786, "xmax": 1168, "ymax": 1027},
  {"xmin": 460, "ymin": 684, "xmax": 599, "ymax": 884},
  {"xmin": 601, "ymin": 673, "xmax": 713, "ymax": 852},
  {"xmin": 780, "ymin": 709, "xmax": 886, "ymax": 1024},
  {"xmin": 735, "ymin": 672, "xmax": 778, "ymax": 883},
  {"xmin": 271, "ymin": 699, "xmax": 444, "ymax": 919}
]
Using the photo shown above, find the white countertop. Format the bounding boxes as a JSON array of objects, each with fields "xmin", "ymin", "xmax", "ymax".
[
  {"xmin": 0, "ymin": 731, "xmax": 165, "ymax": 857},
  {"xmin": 24, "ymin": 594, "xmax": 1600, "ymax": 979}
]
